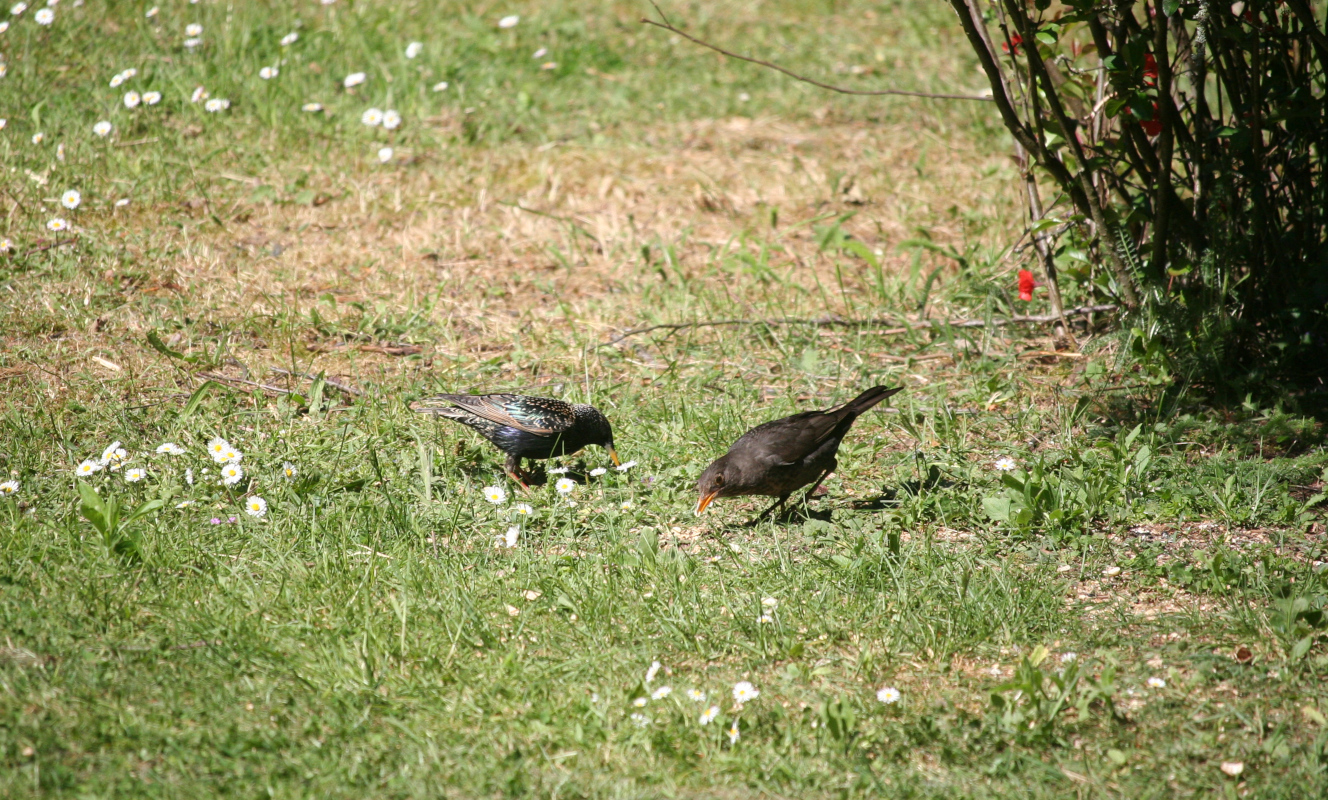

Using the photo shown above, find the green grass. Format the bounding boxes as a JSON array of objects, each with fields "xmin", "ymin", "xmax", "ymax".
[{"xmin": 3, "ymin": 0, "xmax": 1328, "ymax": 797}]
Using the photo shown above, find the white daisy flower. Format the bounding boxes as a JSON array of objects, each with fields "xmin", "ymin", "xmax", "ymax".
[
  {"xmin": 34, "ymin": 6, "xmax": 52, "ymax": 24},
  {"xmin": 110, "ymin": 72, "xmax": 127, "ymax": 88},
  {"xmin": 124, "ymin": 90, "xmax": 141, "ymax": 108},
  {"xmin": 555, "ymin": 477, "xmax": 575, "ymax": 495},
  {"xmin": 376, "ymin": 146, "xmax": 393, "ymax": 163},
  {"xmin": 0, "ymin": 20, "xmax": 7, "ymax": 32},
  {"xmin": 360, "ymin": 107, "xmax": 382, "ymax": 126},
  {"xmin": 100, "ymin": 442, "xmax": 123, "ymax": 464},
  {"xmin": 1147, "ymin": 676, "xmax": 1166, "ymax": 689},
  {"xmin": 282, "ymin": 462, "xmax": 297, "ymax": 479},
  {"xmin": 280, "ymin": 32, "xmax": 298, "ymax": 46},
  {"xmin": 616, "ymin": 460, "xmax": 637, "ymax": 472},
  {"xmin": 343, "ymin": 71, "xmax": 366, "ymax": 88},
  {"xmin": 533, "ymin": 47, "xmax": 548, "ymax": 59},
  {"xmin": 727, "ymin": 720, "xmax": 740, "ymax": 744},
  {"xmin": 619, "ymin": 500, "xmax": 633, "ymax": 511},
  {"xmin": 0, "ymin": 480, "xmax": 18, "ymax": 496},
  {"xmin": 207, "ymin": 438, "xmax": 230, "ymax": 461},
  {"xmin": 122, "ymin": 68, "xmax": 138, "ymax": 79},
  {"xmin": 10, "ymin": 2, "xmax": 26, "ymax": 14},
  {"xmin": 125, "ymin": 467, "xmax": 146, "ymax": 483},
  {"xmin": 245, "ymin": 495, "xmax": 268, "ymax": 517},
  {"xmin": 699, "ymin": 705, "xmax": 719, "ymax": 725},
  {"xmin": 259, "ymin": 66, "xmax": 278, "ymax": 80},
  {"xmin": 732, "ymin": 681, "xmax": 759, "ymax": 703},
  {"xmin": 758, "ymin": 614, "xmax": 773, "ymax": 624},
  {"xmin": 142, "ymin": 91, "xmax": 161, "ymax": 105},
  {"xmin": 994, "ymin": 456, "xmax": 1017, "ymax": 472},
  {"xmin": 183, "ymin": 37, "xmax": 201, "ymax": 49},
  {"xmin": 630, "ymin": 712, "xmax": 650, "ymax": 727},
  {"xmin": 31, "ymin": 132, "xmax": 44, "ymax": 144},
  {"xmin": 301, "ymin": 102, "xmax": 323, "ymax": 112},
  {"xmin": 645, "ymin": 660, "xmax": 661, "ymax": 683},
  {"xmin": 60, "ymin": 189, "xmax": 80, "ymax": 209},
  {"xmin": 0, "ymin": 238, "xmax": 12, "ymax": 252},
  {"xmin": 497, "ymin": 14, "xmax": 519, "ymax": 28},
  {"xmin": 405, "ymin": 41, "xmax": 422, "ymax": 59},
  {"xmin": 155, "ymin": 442, "xmax": 185, "ymax": 455},
  {"xmin": 203, "ymin": 98, "xmax": 229, "ymax": 112},
  {"xmin": 589, "ymin": 467, "xmax": 607, "ymax": 477},
  {"xmin": 219, "ymin": 447, "xmax": 242, "ymax": 464},
  {"xmin": 175, "ymin": 500, "xmax": 192, "ymax": 508},
  {"xmin": 145, "ymin": 6, "xmax": 157, "ymax": 18},
  {"xmin": 631, "ymin": 697, "xmax": 647, "ymax": 708},
  {"xmin": 190, "ymin": 86, "xmax": 208, "ymax": 102},
  {"xmin": 511, "ymin": 503, "xmax": 533, "ymax": 516},
  {"xmin": 877, "ymin": 686, "xmax": 901, "ymax": 704},
  {"xmin": 687, "ymin": 689, "xmax": 707, "ymax": 702},
  {"xmin": 548, "ymin": 466, "xmax": 569, "ymax": 475},
  {"xmin": 184, "ymin": 22, "xmax": 201, "ymax": 36},
  {"xmin": 431, "ymin": 81, "xmax": 448, "ymax": 92},
  {"xmin": 382, "ymin": 109, "xmax": 401, "ymax": 130},
  {"xmin": 93, "ymin": 120, "xmax": 112, "ymax": 136},
  {"xmin": 497, "ymin": 525, "xmax": 519, "ymax": 548},
  {"xmin": 651, "ymin": 686, "xmax": 671, "ymax": 700},
  {"xmin": 483, "ymin": 485, "xmax": 507, "ymax": 504},
  {"xmin": 46, "ymin": 218, "xmax": 67, "ymax": 232},
  {"xmin": 76, "ymin": 459, "xmax": 101, "ymax": 476},
  {"xmin": 220, "ymin": 463, "xmax": 243, "ymax": 486}
]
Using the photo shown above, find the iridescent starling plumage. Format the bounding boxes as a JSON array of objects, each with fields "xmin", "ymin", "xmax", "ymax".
[{"xmin": 412, "ymin": 393, "xmax": 619, "ymax": 486}]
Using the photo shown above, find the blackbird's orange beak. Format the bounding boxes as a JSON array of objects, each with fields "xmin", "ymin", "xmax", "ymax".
[
  {"xmin": 608, "ymin": 446, "xmax": 621, "ymax": 467},
  {"xmin": 695, "ymin": 491, "xmax": 719, "ymax": 517}
]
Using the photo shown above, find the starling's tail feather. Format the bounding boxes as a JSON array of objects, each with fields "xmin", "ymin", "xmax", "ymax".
[{"xmin": 838, "ymin": 385, "xmax": 903, "ymax": 419}]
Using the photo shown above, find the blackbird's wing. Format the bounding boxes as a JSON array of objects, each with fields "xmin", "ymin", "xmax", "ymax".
[
  {"xmin": 432, "ymin": 394, "xmax": 576, "ymax": 436},
  {"xmin": 730, "ymin": 410, "xmax": 848, "ymax": 465}
]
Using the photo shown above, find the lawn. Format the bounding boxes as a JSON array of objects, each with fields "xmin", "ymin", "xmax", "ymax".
[{"xmin": 2, "ymin": 0, "xmax": 1327, "ymax": 797}]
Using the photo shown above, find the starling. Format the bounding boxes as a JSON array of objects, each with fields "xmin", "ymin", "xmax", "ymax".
[
  {"xmin": 695, "ymin": 385, "xmax": 902, "ymax": 521},
  {"xmin": 412, "ymin": 393, "xmax": 619, "ymax": 486}
]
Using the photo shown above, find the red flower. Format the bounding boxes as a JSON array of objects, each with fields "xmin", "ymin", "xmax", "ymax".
[
  {"xmin": 1017, "ymin": 269, "xmax": 1036, "ymax": 301},
  {"xmin": 1143, "ymin": 54, "xmax": 1158, "ymax": 86},
  {"xmin": 1001, "ymin": 34, "xmax": 1022, "ymax": 55},
  {"xmin": 1140, "ymin": 101, "xmax": 1162, "ymax": 136}
]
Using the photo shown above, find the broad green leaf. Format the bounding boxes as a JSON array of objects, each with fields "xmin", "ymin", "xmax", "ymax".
[{"xmin": 983, "ymin": 495, "xmax": 1012, "ymax": 522}]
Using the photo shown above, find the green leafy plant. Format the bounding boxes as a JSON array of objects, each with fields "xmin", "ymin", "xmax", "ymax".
[
  {"xmin": 988, "ymin": 646, "xmax": 1118, "ymax": 746},
  {"xmin": 77, "ymin": 482, "xmax": 164, "ymax": 564}
]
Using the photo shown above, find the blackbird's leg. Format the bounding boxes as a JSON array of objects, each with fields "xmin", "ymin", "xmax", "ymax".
[
  {"xmin": 504, "ymin": 454, "xmax": 531, "ymax": 490},
  {"xmin": 746, "ymin": 494, "xmax": 790, "ymax": 526},
  {"xmin": 800, "ymin": 468, "xmax": 834, "ymax": 505}
]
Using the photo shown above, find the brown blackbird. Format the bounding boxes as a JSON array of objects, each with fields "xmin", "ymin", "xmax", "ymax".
[
  {"xmin": 695, "ymin": 385, "xmax": 902, "ymax": 521},
  {"xmin": 412, "ymin": 393, "xmax": 619, "ymax": 486}
]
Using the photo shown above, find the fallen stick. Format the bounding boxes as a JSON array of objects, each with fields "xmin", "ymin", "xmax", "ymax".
[
  {"xmin": 603, "ymin": 304, "xmax": 1118, "ymax": 347},
  {"xmin": 267, "ymin": 367, "xmax": 364, "ymax": 397}
]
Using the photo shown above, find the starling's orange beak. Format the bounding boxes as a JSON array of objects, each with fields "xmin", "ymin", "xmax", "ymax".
[
  {"xmin": 695, "ymin": 491, "xmax": 719, "ymax": 517},
  {"xmin": 608, "ymin": 446, "xmax": 621, "ymax": 467}
]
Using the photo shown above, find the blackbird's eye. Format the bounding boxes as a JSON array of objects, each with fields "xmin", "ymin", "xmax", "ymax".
[{"xmin": 713, "ymin": 473, "xmax": 724, "ymax": 487}]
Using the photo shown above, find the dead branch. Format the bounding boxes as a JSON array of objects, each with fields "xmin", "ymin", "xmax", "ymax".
[
  {"xmin": 268, "ymin": 367, "xmax": 364, "ymax": 397},
  {"xmin": 18, "ymin": 237, "xmax": 78, "ymax": 256},
  {"xmin": 641, "ymin": 3, "xmax": 993, "ymax": 102},
  {"xmin": 199, "ymin": 372, "xmax": 295, "ymax": 396},
  {"xmin": 602, "ymin": 304, "xmax": 1118, "ymax": 347}
]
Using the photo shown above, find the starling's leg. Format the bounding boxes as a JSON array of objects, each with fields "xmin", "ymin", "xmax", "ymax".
[
  {"xmin": 746, "ymin": 494, "xmax": 790, "ymax": 526},
  {"xmin": 504, "ymin": 454, "xmax": 530, "ymax": 490}
]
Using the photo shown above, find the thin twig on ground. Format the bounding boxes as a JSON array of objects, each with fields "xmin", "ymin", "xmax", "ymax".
[
  {"xmin": 199, "ymin": 372, "xmax": 296, "ymax": 396},
  {"xmin": 602, "ymin": 304, "xmax": 1118, "ymax": 347},
  {"xmin": 641, "ymin": 2, "xmax": 993, "ymax": 102},
  {"xmin": 268, "ymin": 367, "xmax": 364, "ymax": 397},
  {"xmin": 19, "ymin": 237, "xmax": 78, "ymax": 256}
]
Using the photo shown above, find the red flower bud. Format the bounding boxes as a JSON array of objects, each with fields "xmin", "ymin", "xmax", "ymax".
[
  {"xmin": 1001, "ymin": 34, "xmax": 1023, "ymax": 55},
  {"xmin": 1017, "ymin": 269, "xmax": 1036, "ymax": 301}
]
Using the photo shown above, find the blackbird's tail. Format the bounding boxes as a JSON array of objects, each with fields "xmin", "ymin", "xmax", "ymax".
[{"xmin": 836, "ymin": 385, "xmax": 903, "ymax": 420}]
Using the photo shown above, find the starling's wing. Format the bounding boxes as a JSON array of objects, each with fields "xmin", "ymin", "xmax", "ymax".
[{"xmin": 431, "ymin": 394, "xmax": 576, "ymax": 436}]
